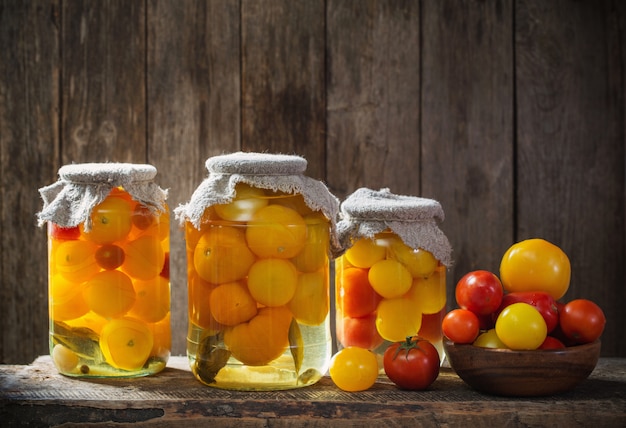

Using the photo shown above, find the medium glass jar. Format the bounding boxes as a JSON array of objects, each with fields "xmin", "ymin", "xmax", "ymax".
[
  {"xmin": 335, "ymin": 188, "xmax": 452, "ymax": 364},
  {"xmin": 39, "ymin": 163, "xmax": 170, "ymax": 377},
  {"xmin": 177, "ymin": 152, "xmax": 339, "ymax": 390}
]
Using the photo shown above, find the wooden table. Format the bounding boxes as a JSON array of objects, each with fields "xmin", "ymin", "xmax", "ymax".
[{"xmin": 1, "ymin": 356, "xmax": 625, "ymax": 427}]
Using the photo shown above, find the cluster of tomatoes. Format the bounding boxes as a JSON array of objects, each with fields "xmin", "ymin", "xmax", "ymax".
[{"xmin": 442, "ymin": 239, "xmax": 606, "ymax": 350}]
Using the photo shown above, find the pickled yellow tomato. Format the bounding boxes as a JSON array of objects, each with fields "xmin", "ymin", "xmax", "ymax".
[
  {"xmin": 82, "ymin": 196, "xmax": 133, "ymax": 244},
  {"xmin": 246, "ymin": 204, "xmax": 307, "ymax": 259},
  {"xmin": 100, "ymin": 318, "xmax": 153, "ymax": 371},
  {"xmin": 128, "ymin": 276, "xmax": 170, "ymax": 323},
  {"xmin": 344, "ymin": 238, "xmax": 386, "ymax": 268},
  {"xmin": 247, "ymin": 258, "xmax": 298, "ymax": 307},
  {"xmin": 404, "ymin": 269, "xmax": 446, "ymax": 314},
  {"xmin": 287, "ymin": 270, "xmax": 328, "ymax": 326},
  {"xmin": 83, "ymin": 270, "xmax": 136, "ymax": 318},
  {"xmin": 49, "ymin": 274, "xmax": 89, "ymax": 321},
  {"xmin": 368, "ymin": 259, "xmax": 412, "ymax": 299},
  {"xmin": 376, "ymin": 297, "xmax": 423, "ymax": 342},
  {"xmin": 122, "ymin": 235, "xmax": 165, "ymax": 280},
  {"xmin": 53, "ymin": 240, "xmax": 99, "ymax": 283},
  {"xmin": 150, "ymin": 313, "xmax": 171, "ymax": 359},
  {"xmin": 214, "ymin": 184, "xmax": 269, "ymax": 222},
  {"xmin": 389, "ymin": 238, "xmax": 438, "ymax": 278},
  {"xmin": 291, "ymin": 213, "xmax": 330, "ymax": 273},
  {"xmin": 193, "ymin": 226, "xmax": 256, "ymax": 284}
]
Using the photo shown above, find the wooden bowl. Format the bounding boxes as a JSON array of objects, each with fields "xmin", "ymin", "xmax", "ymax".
[{"xmin": 443, "ymin": 339, "xmax": 601, "ymax": 397}]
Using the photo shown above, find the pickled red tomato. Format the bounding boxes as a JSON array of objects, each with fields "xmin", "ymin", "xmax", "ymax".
[
  {"xmin": 82, "ymin": 196, "xmax": 133, "ymax": 244},
  {"xmin": 246, "ymin": 204, "xmax": 307, "ymax": 259},
  {"xmin": 54, "ymin": 240, "xmax": 99, "ymax": 283},
  {"xmin": 49, "ymin": 274, "xmax": 89, "ymax": 321},
  {"xmin": 247, "ymin": 258, "xmax": 298, "ymax": 307},
  {"xmin": 388, "ymin": 237, "xmax": 438, "ymax": 278},
  {"xmin": 368, "ymin": 259, "xmax": 412, "ymax": 299},
  {"xmin": 83, "ymin": 270, "xmax": 136, "ymax": 318},
  {"xmin": 404, "ymin": 269, "xmax": 446, "ymax": 315},
  {"xmin": 128, "ymin": 276, "xmax": 170, "ymax": 323},
  {"xmin": 376, "ymin": 297, "xmax": 423, "ymax": 342},
  {"xmin": 338, "ymin": 312, "xmax": 384, "ymax": 350},
  {"xmin": 122, "ymin": 235, "xmax": 165, "ymax": 281},
  {"xmin": 95, "ymin": 244, "xmax": 125, "ymax": 270},
  {"xmin": 344, "ymin": 238, "xmax": 386, "ymax": 268},
  {"xmin": 100, "ymin": 318, "xmax": 153, "ymax": 371},
  {"xmin": 214, "ymin": 183, "xmax": 269, "ymax": 222},
  {"xmin": 209, "ymin": 281, "xmax": 258, "ymax": 326},
  {"xmin": 338, "ymin": 267, "xmax": 381, "ymax": 318},
  {"xmin": 288, "ymin": 271, "xmax": 329, "ymax": 326},
  {"xmin": 193, "ymin": 226, "xmax": 256, "ymax": 284}
]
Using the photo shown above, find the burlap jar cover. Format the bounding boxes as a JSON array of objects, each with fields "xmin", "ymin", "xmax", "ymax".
[
  {"xmin": 174, "ymin": 152, "xmax": 341, "ymax": 254},
  {"xmin": 336, "ymin": 187, "xmax": 453, "ymax": 266},
  {"xmin": 37, "ymin": 163, "xmax": 168, "ymax": 229}
]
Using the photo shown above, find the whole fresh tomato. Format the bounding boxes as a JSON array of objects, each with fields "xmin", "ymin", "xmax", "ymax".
[
  {"xmin": 495, "ymin": 291, "xmax": 559, "ymax": 333},
  {"xmin": 455, "ymin": 270, "xmax": 504, "ymax": 316},
  {"xmin": 442, "ymin": 309, "xmax": 480, "ymax": 344},
  {"xmin": 383, "ymin": 336, "xmax": 440, "ymax": 390},
  {"xmin": 329, "ymin": 347, "xmax": 379, "ymax": 392},
  {"xmin": 559, "ymin": 299, "xmax": 606, "ymax": 344},
  {"xmin": 495, "ymin": 302, "xmax": 547, "ymax": 350},
  {"xmin": 538, "ymin": 336, "xmax": 566, "ymax": 350},
  {"xmin": 499, "ymin": 238, "xmax": 571, "ymax": 300}
]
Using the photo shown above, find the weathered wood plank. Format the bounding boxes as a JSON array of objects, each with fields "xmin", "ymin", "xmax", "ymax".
[
  {"xmin": 61, "ymin": 0, "xmax": 146, "ymax": 162},
  {"xmin": 0, "ymin": 0, "xmax": 60, "ymax": 364},
  {"xmin": 326, "ymin": 0, "xmax": 421, "ymax": 198},
  {"xmin": 241, "ymin": 0, "xmax": 326, "ymax": 180},
  {"xmin": 515, "ymin": 0, "xmax": 625, "ymax": 357},
  {"xmin": 147, "ymin": 0, "xmax": 241, "ymax": 356},
  {"xmin": 421, "ymin": 0, "xmax": 515, "ymax": 306}
]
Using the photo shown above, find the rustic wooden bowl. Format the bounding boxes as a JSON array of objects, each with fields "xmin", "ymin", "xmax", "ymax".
[{"xmin": 443, "ymin": 339, "xmax": 601, "ymax": 397}]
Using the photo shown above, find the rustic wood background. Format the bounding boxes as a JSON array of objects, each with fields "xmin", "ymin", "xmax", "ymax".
[{"xmin": 1, "ymin": 0, "xmax": 624, "ymax": 364}]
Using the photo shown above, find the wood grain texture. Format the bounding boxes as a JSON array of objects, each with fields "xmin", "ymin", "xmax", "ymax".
[
  {"xmin": 147, "ymin": 0, "xmax": 241, "ymax": 355},
  {"xmin": 241, "ymin": 0, "xmax": 326, "ymax": 180},
  {"xmin": 0, "ymin": 0, "xmax": 60, "ymax": 363},
  {"xmin": 515, "ymin": 0, "xmax": 625, "ymax": 357},
  {"xmin": 420, "ymin": 0, "xmax": 514, "ymax": 310},
  {"xmin": 326, "ymin": 0, "xmax": 421, "ymax": 198}
]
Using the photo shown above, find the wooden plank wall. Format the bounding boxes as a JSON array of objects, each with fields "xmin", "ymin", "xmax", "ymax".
[{"xmin": 1, "ymin": 0, "xmax": 624, "ymax": 364}]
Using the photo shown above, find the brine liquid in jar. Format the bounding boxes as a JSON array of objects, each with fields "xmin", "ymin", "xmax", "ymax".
[
  {"xmin": 335, "ymin": 231, "xmax": 447, "ymax": 364},
  {"xmin": 186, "ymin": 186, "xmax": 332, "ymax": 390},
  {"xmin": 48, "ymin": 187, "xmax": 171, "ymax": 377}
]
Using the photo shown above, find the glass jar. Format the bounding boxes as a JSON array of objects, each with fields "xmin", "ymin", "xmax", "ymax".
[
  {"xmin": 177, "ymin": 152, "xmax": 340, "ymax": 390},
  {"xmin": 335, "ymin": 188, "xmax": 452, "ymax": 364},
  {"xmin": 38, "ymin": 163, "xmax": 170, "ymax": 377}
]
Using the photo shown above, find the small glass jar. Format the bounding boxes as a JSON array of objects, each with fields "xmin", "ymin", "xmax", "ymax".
[
  {"xmin": 177, "ymin": 152, "xmax": 339, "ymax": 390},
  {"xmin": 38, "ymin": 163, "xmax": 170, "ymax": 377},
  {"xmin": 335, "ymin": 188, "xmax": 452, "ymax": 364}
]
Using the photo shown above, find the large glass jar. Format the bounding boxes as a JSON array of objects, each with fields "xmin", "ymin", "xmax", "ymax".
[
  {"xmin": 176, "ymin": 152, "xmax": 340, "ymax": 390},
  {"xmin": 38, "ymin": 163, "xmax": 170, "ymax": 377},
  {"xmin": 335, "ymin": 188, "xmax": 452, "ymax": 364}
]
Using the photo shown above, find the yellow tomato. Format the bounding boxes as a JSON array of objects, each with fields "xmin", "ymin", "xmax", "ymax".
[
  {"xmin": 500, "ymin": 238, "xmax": 571, "ymax": 300},
  {"xmin": 344, "ymin": 238, "xmax": 386, "ymax": 268},
  {"xmin": 209, "ymin": 281, "xmax": 258, "ymax": 326},
  {"xmin": 368, "ymin": 259, "xmax": 412, "ymax": 299},
  {"xmin": 246, "ymin": 205, "xmax": 307, "ymax": 259},
  {"xmin": 53, "ymin": 240, "xmax": 99, "ymax": 283},
  {"xmin": 128, "ymin": 276, "xmax": 170, "ymax": 323},
  {"xmin": 193, "ymin": 226, "xmax": 256, "ymax": 284},
  {"xmin": 187, "ymin": 271, "xmax": 222, "ymax": 333},
  {"xmin": 223, "ymin": 306, "xmax": 292, "ymax": 366},
  {"xmin": 83, "ymin": 270, "xmax": 136, "ymax": 318},
  {"xmin": 495, "ymin": 302, "xmax": 547, "ymax": 350},
  {"xmin": 122, "ymin": 235, "xmax": 165, "ymax": 280},
  {"xmin": 100, "ymin": 318, "xmax": 153, "ymax": 370},
  {"xmin": 404, "ymin": 267, "xmax": 446, "ymax": 314},
  {"xmin": 375, "ymin": 297, "xmax": 423, "ymax": 342},
  {"xmin": 291, "ymin": 214, "xmax": 330, "ymax": 273},
  {"xmin": 389, "ymin": 237, "xmax": 438, "ymax": 278},
  {"xmin": 82, "ymin": 196, "xmax": 133, "ymax": 244},
  {"xmin": 49, "ymin": 274, "xmax": 89, "ymax": 321},
  {"xmin": 287, "ymin": 270, "xmax": 329, "ymax": 326},
  {"xmin": 247, "ymin": 258, "xmax": 298, "ymax": 307},
  {"xmin": 214, "ymin": 183, "xmax": 268, "ymax": 222}
]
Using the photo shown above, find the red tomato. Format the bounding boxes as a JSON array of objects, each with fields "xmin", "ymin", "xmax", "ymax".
[
  {"xmin": 441, "ymin": 309, "xmax": 480, "ymax": 344},
  {"xmin": 495, "ymin": 291, "xmax": 559, "ymax": 333},
  {"xmin": 559, "ymin": 299, "xmax": 606, "ymax": 344},
  {"xmin": 538, "ymin": 336, "xmax": 566, "ymax": 350},
  {"xmin": 49, "ymin": 224, "xmax": 81, "ymax": 240},
  {"xmin": 455, "ymin": 270, "xmax": 503, "ymax": 316},
  {"xmin": 383, "ymin": 337, "xmax": 440, "ymax": 390},
  {"xmin": 339, "ymin": 267, "xmax": 382, "ymax": 318},
  {"xmin": 338, "ymin": 313, "xmax": 384, "ymax": 350}
]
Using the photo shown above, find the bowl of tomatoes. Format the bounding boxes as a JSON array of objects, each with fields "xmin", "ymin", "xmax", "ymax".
[
  {"xmin": 443, "ymin": 338, "xmax": 601, "ymax": 396},
  {"xmin": 441, "ymin": 238, "xmax": 606, "ymax": 396}
]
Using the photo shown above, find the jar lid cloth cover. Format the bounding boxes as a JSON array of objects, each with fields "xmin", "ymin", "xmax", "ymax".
[
  {"xmin": 37, "ymin": 163, "xmax": 168, "ymax": 230},
  {"xmin": 337, "ymin": 187, "xmax": 453, "ymax": 266},
  {"xmin": 174, "ymin": 151, "xmax": 341, "ymax": 254}
]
